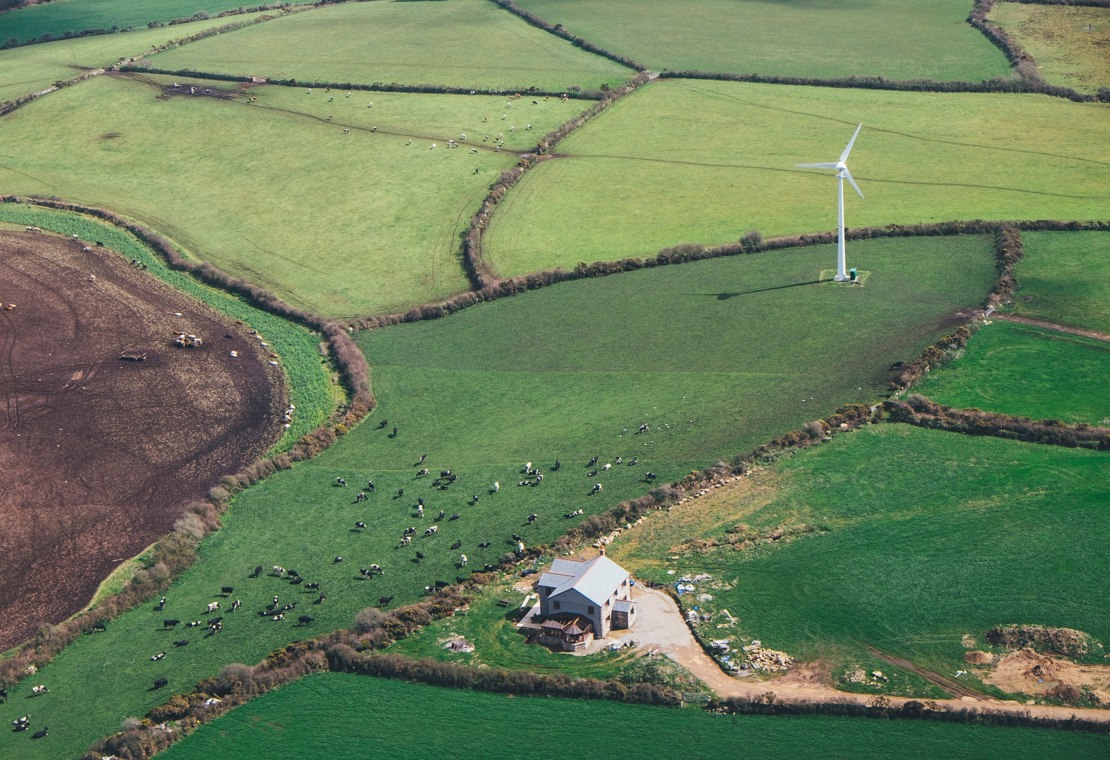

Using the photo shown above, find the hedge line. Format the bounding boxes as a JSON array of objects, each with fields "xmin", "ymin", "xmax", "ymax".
[
  {"xmin": 656, "ymin": 69, "xmax": 1108, "ymax": 103},
  {"xmin": 654, "ymin": 0, "xmax": 1110, "ymax": 105},
  {"xmin": 886, "ymin": 223, "xmax": 1024, "ymax": 392},
  {"xmin": 883, "ymin": 396, "xmax": 1110, "ymax": 450},
  {"xmin": 0, "ymin": 8, "xmax": 291, "ymax": 117},
  {"xmin": 458, "ymin": 70, "xmax": 652, "ymax": 289},
  {"xmin": 489, "ymin": 0, "xmax": 647, "ymax": 73},
  {"xmin": 0, "ymin": 4, "xmax": 299, "ymax": 51},
  {"xmin": 969, "ymin": 0, "xmax": 1045, "ymax": 84},
  {"xmin": 82, "ymin": 577, "xmax": 679, "ymax": 759},
  {"xmin": 228, "ymin": 75, "xmax": 613, "ymax": 100},
  {"xmin": 350, "ymin": 219, "xmax": 1109, "ymax": 334},
  {"xmin": 1007, "ymin": 0, "xmax": 1110, "ymax": 6}
]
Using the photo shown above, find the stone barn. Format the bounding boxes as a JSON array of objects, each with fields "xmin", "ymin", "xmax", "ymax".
[{"xmin": 535, "ymin": 555, "xmax": 636, "ymax": 651}]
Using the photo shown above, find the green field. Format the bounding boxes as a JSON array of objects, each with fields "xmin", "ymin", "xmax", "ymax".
[
  {"xmin": 0, "ymin": 0, "xmax": 303, "ymax": 45},
  {"xmin": 484, "ymin": 79, "xmax": 1110, "ymax": 276},
  {"xmin": 916, "ymin": 320, "xmax": 1110, "ymax": 426},
  {"xmin": 1008, "ymin": 231, "xmax": 1110, "ymax": 334},
  {"xmin": 0, "ymin": 11, "xmax": 274, "ymax": 105},
  {"xmin": 149, "ymin": 0, "xmax": 635, "ymax": 92},
  {"xmin": 0, "ymin": 236, "xmax": 995, "ymax": 760},
  {"xmin": 991, "ymin": 3, "xmax": 1110, "ymax": 93},
  {"xmin": 358, "ymin": 236, "xmax": 995, "ymax": 466},
  {"xmin": 0, "ymin": 204, "xmax": 334, "ymax": 449},
  {"xmin": 2, "ymin": 1, "xmax": 1109, "ymax": 755},
  {"xmin": 611, "ymin": 425, "xmax": 1110, "ymax": 694},
  {"xmin": 159, "ymin": 672, "xmax": 1110, "ymax": 760},
  {"xmin": 515, "ymin": 0, "xmax": 1011, "ymax": 81},
  {"xmin": 0, "ymin": 72, "xmax": 538, "ymax": 317}
]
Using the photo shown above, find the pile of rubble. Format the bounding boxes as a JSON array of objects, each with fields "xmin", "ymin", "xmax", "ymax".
[
  {"xmin": 742, "ymin": 641, "xmax": 794, "ymax": 672},
  {"xmin": 843, "ymin": 668, "xmax": 889, "ymax": 686},
  {"xmin": 442, "ymin": 635, "xmax": 474, "ymax": 654}
]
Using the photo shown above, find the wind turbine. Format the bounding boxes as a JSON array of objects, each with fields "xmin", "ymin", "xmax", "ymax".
[{"xmin": 797, "ymin": 123, "xmax": 864, "ymax": 282}]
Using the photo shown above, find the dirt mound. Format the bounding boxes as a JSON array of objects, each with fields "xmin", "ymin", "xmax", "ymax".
[
  {"xmin": 985, "ymin": 624, "xmax": 1101, "ymax": 658},
  {"xmin": 964, "ymin": 650, "xmax": 994, "ymax": 665},
  {"xmin": 0, "ymin": 229, "xmax": 283, "ymax": 648}
]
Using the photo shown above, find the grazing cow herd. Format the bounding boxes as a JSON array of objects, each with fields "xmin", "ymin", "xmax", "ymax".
[
  {"xmin": 320, "ymin": 430, "xmax": 655, "ymax": 598},
  {"xmin": 2, "ymin": 423, "xmax": 657, "ymax": 743}
]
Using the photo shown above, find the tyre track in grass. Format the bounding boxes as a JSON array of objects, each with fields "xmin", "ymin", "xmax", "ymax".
[
  {"xmin": 865, "ymin": 646, "xmax": 982, "ymax": 699},
  {"xmin": 991, "ymin": 312, "xmax": 1110, "ymax": 343}
]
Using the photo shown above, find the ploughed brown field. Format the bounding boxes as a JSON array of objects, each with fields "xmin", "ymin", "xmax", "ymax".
[{"xmin": 0, "ymin": 228, "xmax": 283, "ymax": 649}]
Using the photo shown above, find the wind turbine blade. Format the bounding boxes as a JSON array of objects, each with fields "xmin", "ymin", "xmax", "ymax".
[
  {"xmin": 839, "ymin": 123, "xmax": 863, "ymax": 163},
  {"xmin": 796, "ymin": 162, "xmax": 838, "ymax": 169},
  {"xmin": 843, "ymin": 166, "xmax": 864, "ymax": 199}
]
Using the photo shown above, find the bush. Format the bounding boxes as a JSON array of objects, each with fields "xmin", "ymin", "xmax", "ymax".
[{"xmin": 354, "ymin": 607, "xmax": 388, "ymax": 633}]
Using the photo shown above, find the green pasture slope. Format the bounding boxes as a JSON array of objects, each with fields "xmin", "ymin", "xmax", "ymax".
[
  {"xmin": 0, "ymin": 204, "xmax": 334, "ymax": 449},
  {"xmin": 358, "ymin": 236, "xmax": 995, "ymax": 467},
  {"xmin": 149, "ymin": 0, "xmax": 635, "ymax": 93},
  {"xmin": 916, "ymin": 320, "xmax": 1110, "ymax": 426},
  {"xmin": 1008, "ymin": 231, "xmax": 1110, "ymax": 334},
  {"xmin": 0, "ymin": 236, "xmax": 995, "ymax": 760},
  {"xmin": 0, "ymin": 0, "xmax": 307, "ymax": 46},
  {"xmin": 159, "ymin": 673, "xmax": 1110, "ymax": 760},
  {"xmin": 0, "ymin": 11, "xmax": 275, "ymax": 105},
  {"xmin": 991, "ymin": 3, "xmax": 1110, "ymax": 94},
  {"xmin": 614, "ymin": 425, "xmax": 1110, "ymax": 693},
  {"xmin": 515, "ymin": 0, "xmax": 1011, "ymax": 81},
  {"xmin": 483, "ymin": 79, "xmax": 1110, "ymax": 276},
  {"xmin": 0, "ymin": 72, "xmax": 549, "ymax": 317}
]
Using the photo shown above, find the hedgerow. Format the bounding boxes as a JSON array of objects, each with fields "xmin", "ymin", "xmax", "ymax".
[{"xmin": 881, "ymin": 397, "xmax": 1110, "ymax": 450}]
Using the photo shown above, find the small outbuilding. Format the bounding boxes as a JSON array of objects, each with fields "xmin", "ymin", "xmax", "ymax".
[{"xmin": 534, "ymin": 555, "xmax": 636, "ymax": 651}]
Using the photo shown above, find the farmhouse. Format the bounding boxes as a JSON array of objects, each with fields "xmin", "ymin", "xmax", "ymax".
[{"xmin": 535, "ymin": 555, "xmax": 636, "ymax": 652}]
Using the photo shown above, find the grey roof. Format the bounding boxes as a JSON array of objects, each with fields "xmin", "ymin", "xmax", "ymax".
[
  {"xmin": 612, "ymin": 599, "xmax": 635, "ymax": 613},
  {"xmin": 537, "ymin": 555, "xmax": 629, "ymax": 607}
]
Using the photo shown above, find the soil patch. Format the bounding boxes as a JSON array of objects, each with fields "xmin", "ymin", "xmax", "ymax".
[
  {"xmin": 0, "ymin": 229, "xmax": 283, "ymax": 649},
  {"xmin": 983, "ymin": 648, "xmax": 1110, "ymax": 705}
]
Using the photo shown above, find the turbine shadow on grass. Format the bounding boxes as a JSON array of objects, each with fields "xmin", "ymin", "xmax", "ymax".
[{"xmin": 696, "ymin": 279, "xmax": 824, "ymax": 300}]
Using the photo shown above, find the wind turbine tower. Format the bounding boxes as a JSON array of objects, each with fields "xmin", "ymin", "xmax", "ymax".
[{"xmin": 797, "ymin": 123, "xmax": 864, "ymax": 282}]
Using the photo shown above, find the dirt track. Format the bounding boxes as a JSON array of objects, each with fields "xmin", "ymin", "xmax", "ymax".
[
  {"xmin": 0, "ymin": 228, "xmax": 283, "ymax": 649},
  {"xmin": 624, "ymin": 587, "xmax": 1110, "ymax": 724}
]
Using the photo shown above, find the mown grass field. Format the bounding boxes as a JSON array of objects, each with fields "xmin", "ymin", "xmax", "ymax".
[
  {"xmin": 158, "ymin": 672, "xmax": 1110, "ymax": 760},
  {"xmin": 0, "ymin": 72, "xmax": 539, "ymax": 317},
  {"xmin": 0, "ymin": 0, "xmax": 302, "ymax": 45},
  {"xmin": 610, "ymin": 425, "xmax": 1110, "ymax": 696},
  {"xmin": 991, "ymin": 3, "xmax": 1110, "ymax": 93},
  {"xmin": 484, "ymin": 79, "xmax": 1110, "ymax": 276},
  {"xmin": 0, "ymin": 11, "xmax": 273, "ymax": 105},
  {"xmin": 915, "ymin": 321, "xmax": 1110, "ymax": 426},
  {"xmin": 149, "ymin": 0, "xmax": 635, "ymax": 93},
  {"xmin": 515, "ymin": 0, "xmax": 1011, "ymax": 81},
  {"xmin": 0, "ymin": 236, "xmax": 995, "ymax": 760},
  {"xmin": 1008, "ymin": 231, "xmax": 1110, "ymax": 334},
  {"xmin": 0, "ymin": 205, "xmax": 334, "ymax": 449}
]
